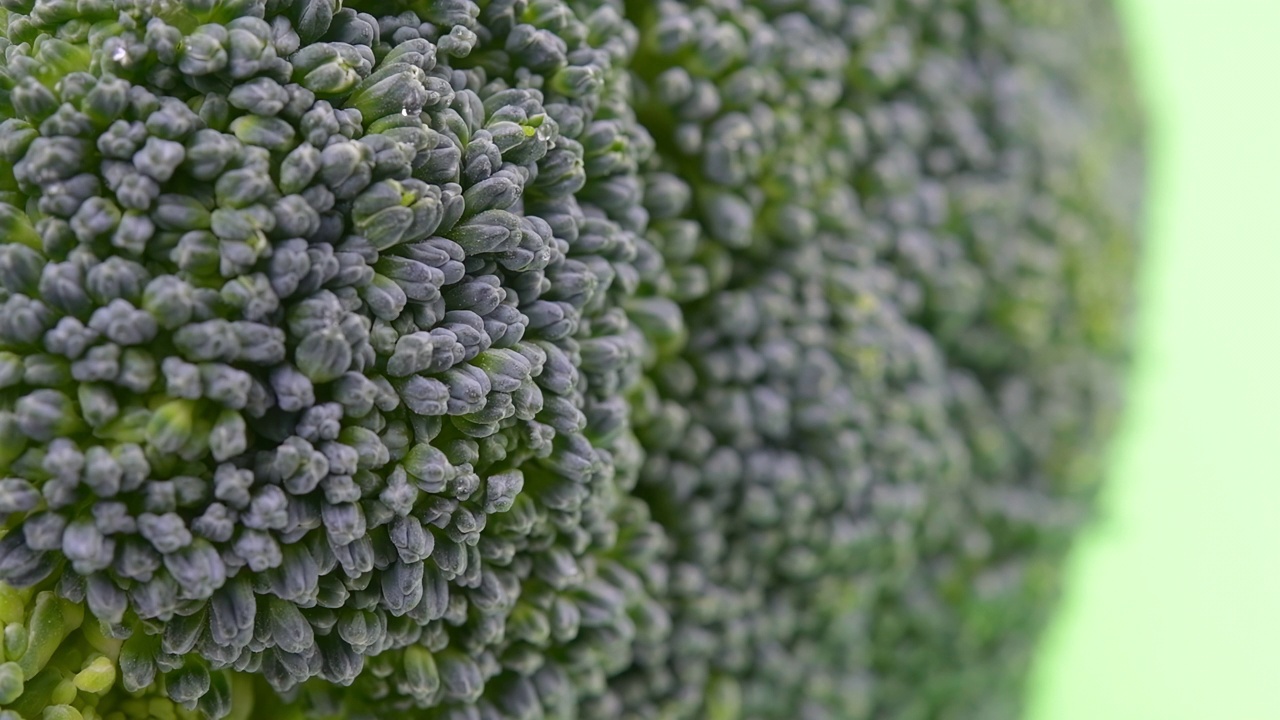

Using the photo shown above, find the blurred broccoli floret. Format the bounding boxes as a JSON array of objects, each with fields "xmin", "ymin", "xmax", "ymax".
[{"xmin": 0, "ymin": 0, "xmax": 1141, "ymax": 719}]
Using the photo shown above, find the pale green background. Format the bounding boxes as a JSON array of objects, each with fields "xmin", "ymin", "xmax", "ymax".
[{"xmin": 1026, "ymin": 1, "xmax": 1280, "ymax": 718}]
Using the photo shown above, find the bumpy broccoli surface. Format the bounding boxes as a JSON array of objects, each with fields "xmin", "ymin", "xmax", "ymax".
[{"xmin": 0, "ymin": 0, "xmax": 1142, "ymax": 718}]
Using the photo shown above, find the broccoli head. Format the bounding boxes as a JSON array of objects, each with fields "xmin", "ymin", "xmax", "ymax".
[{"xmin": 0, "ymin": 0, "xmax": 1142, "ymax": 719}]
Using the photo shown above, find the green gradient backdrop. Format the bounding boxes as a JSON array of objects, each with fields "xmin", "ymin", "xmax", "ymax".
[{"xmin": 1025, "ymin": 1, "xmax": 1280, "ymax": 718}]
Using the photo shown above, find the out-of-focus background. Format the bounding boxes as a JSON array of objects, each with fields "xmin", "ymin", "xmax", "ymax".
[{"xmin": 1025, "ymin": 1, "xmax": 1280, "ymax": 718}]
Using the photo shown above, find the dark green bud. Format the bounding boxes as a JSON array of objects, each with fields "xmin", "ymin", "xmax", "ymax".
[
  {"xmin": 229, "ymin": 76, "xmax": 291, "ymax": 116},
  {"xmin": 296, "ymin": 326, "xmax": 353, "ymax": 383},
  {"xmin": 154, "ymin": 194, "xmax": 212, "ymax": 231},
  {"xmin": 230, "ymin": 115, "xmax": 297, "ymax": 151},
  {"xmin": 291, "ymin": 42, "xmax": 368, "ymax": 95}
]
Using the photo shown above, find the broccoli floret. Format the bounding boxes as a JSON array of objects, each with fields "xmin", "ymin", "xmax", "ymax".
[
  {"xmin": 605, "ymin": 2, "xmax": 1142, "ymax": 718},
  {"xmin": 0, "ymin": 0, "xmax": 1141, "ymax": 719}
]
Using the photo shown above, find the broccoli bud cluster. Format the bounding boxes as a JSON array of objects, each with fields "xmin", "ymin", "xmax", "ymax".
[
  {"xmin": 0, "ymin": 0, "xmax": 677, "ymax": 716},
  {"xmin": 602, "ymin": 1, "xmax": 1142, "ymax": 718},
  {"xmin": 0, "ymin": 0, "xmax": 1141, "ymax": 718}
]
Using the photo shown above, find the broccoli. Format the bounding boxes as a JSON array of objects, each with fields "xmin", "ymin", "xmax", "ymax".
[{"xmin": 0, "ymin": 0, "xmax": 1142, "ymax": 718}]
